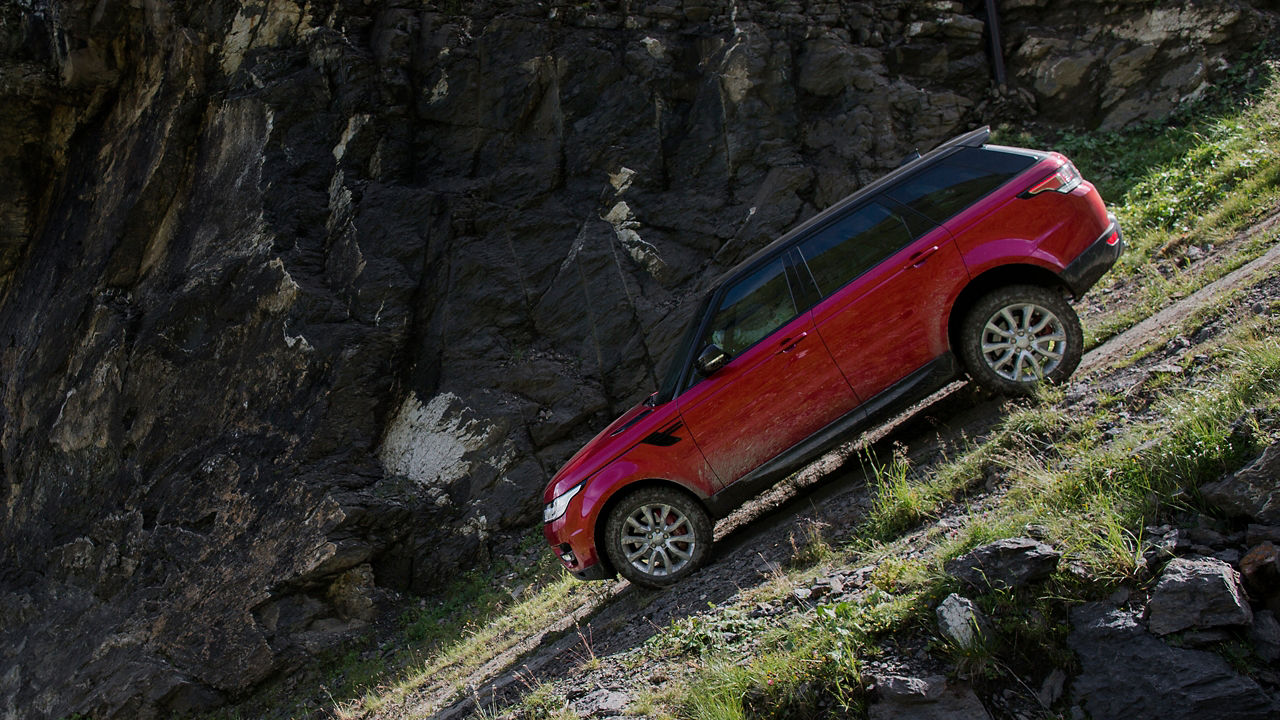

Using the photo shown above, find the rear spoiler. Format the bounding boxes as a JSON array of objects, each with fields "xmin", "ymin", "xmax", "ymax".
[{"xmin": 948, "ymin": 125, "xmax": 991, "ymax": 149}]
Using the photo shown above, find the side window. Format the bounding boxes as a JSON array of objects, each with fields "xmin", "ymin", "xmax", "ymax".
[
  {"xmin": 885, "ymin": 147, "xmax": 1037, "ymax": 224},
  {"xmin": 796, "ymin": 201, "xmax": 915, "ymax": 297},
  {"xmin": 704, "ymin": 257, "xmax": 798, "ymax": 357}
]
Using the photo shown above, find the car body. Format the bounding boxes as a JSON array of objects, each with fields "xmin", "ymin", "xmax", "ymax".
[{"xmin": 543, "ymin": 126, "xmax": 1123, "ymax": 587}]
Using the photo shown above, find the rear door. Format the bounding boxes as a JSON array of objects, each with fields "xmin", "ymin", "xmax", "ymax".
[
  {"xmin": 676, "ymin": 255, "xmax": 859, "ymax": 488},
  {"xmin": 798, "ymin": 198, "xmax": 967, "ymax": 401}
]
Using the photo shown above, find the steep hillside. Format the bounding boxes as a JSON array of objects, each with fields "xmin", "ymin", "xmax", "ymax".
[
  {"xmin": 0, "ymin": 1, "xmax": 1276, "ymax": 717},
  {"xmin": 227, "ymin": 58, "xmax": 1280, "ymax": 720}
]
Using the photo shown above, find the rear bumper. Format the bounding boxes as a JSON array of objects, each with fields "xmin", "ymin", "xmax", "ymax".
[{"xmin": 1061, "ymin": 214, "xmax": 1124, "ymax": 297}]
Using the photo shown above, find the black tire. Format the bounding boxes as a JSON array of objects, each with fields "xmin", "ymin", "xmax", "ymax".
[
  {"xmin": 958, "ymin": 285, "xmax": 1083, "ymax": 396},
  {"xmin": 603, "ymin": 486, "xmax": 712, "ymax": 588}
]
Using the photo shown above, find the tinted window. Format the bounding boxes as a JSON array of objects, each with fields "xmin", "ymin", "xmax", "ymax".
[
  {"xmin": 796, "ymin": 201, "xmax": 915, "ymax": 297},
  {"xmin": 885, "ymin": 147, "xmax": 1036, "ymax": 224},
  {"xmin": 704, "ymin": 257, "xmax": 797, "ymax": 357}
]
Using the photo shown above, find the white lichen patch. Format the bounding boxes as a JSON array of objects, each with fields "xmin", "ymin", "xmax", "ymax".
[
  {"xmin": 428, "ymin": 71, "xmax": 450, "ymax": 104},
  {"xmin": 332, "ymin": 114, "xmax": 371, "ymax": 161},
  {"xmin": 220, "ymin": 0, "xmax": 307, "ymax": 76},
  {"xmin": 719, "ymin": 40, "xmax": 753, "ymax": 104},
  {"xmin": 608, "ymin": 166, "xmax": 636, "ymax": 194},
  {"xmin": 379, "ymin": 393, "xmax": 496, "ymax": 488},
  {"xmin": 641, "ymin": 36, "xmax": 666, "ymax": 61},
  {"xmin": 262, "ymin": 257, "xmax": 300, "ymax": 314},
  {"xmin": 283, "ymin": 325, "xmax": 313, "ymax": 352},
  {"xmin": 604, "ymin": 201, "xmax": 666, "ymax": 278}
]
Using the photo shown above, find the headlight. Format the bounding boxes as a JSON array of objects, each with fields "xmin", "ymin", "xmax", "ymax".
[{"xmin": 543, "ymin": 482, "xmax": 584, "ymax": 523}]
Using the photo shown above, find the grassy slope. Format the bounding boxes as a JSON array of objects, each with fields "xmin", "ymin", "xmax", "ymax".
[{"xmin": 215, "ymin": 48, "xmax": 1280, "ymax": 720}]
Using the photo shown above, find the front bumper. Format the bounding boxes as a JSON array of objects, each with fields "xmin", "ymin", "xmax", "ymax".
[
  {"xmin": 544, "ymin": 518, "xmax": 612, "ymax": 580},
  {"xmin": 1061, "ymin": 213, "xmax": 1124, "ymax": 297}
]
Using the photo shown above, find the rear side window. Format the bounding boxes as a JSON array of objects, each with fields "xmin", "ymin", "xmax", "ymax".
[
  {"xmin": 703, "ymin": 257, "xmax": 798, "ymax": 357},
  {"xmin": 885, "ymin": 147, "xmax": 1037, "ymax": 224},
  {"xmin": 796, "ymin": 201, "xmax": 915, "ymax": 297}
]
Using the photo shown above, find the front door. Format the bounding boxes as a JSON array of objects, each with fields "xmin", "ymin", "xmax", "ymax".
[{"xmin": 676, "ymin": 256, "xmax": 859, "ymax": 488}]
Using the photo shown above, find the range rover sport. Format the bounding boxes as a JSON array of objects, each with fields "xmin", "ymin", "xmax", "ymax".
[{"xmin": 543, "ymin": 126, "xmax": 1123, "ymax": 587}]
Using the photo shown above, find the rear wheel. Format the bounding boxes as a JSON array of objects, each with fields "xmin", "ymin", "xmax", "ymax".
[
  {"xmin": 959, "ymin": 285, "xmax": 1082, "ymax": 395},
  {"xmin": 604, "ymin": 487, "xmax": 711, "ymax": 588}
]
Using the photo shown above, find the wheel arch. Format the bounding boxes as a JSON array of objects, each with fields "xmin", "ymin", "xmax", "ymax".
[
  {"xmin": 592, "ymin": 478, "xmax": 711, "ymax": 579},
  {"xmin": 948, "ymin": 264, "xmax": 1070, "ymax": 355}
]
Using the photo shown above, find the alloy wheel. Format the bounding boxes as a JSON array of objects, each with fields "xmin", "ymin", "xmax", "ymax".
[
  {"xmin": 618, "ymin": 503, "xmax": 698, "ymax": 578},
  {"xmin": 979, "ymin": 302, "xmax": 1067, "ymax": 383}
]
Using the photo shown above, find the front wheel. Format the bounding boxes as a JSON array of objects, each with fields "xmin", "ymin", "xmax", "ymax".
[
  {"xmin": 959, "ymin": 285, "xmax": 1083, "ymax": 395},
  {"xmin": 603, "ymin": 487, "xmax": 712, "ymax": 588}
]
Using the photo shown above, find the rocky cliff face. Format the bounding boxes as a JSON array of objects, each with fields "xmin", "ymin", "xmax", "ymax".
[{"xmin": 0, "ymin": 1, "xmax": 1274, "ymax": 717}]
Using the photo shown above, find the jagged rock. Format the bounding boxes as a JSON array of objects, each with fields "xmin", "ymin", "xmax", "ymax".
[
  {"xmin": 1038, "ymin": 668, "xmax": 1067, "ymax": 707},
  {"xmin": 936, "ymin": 593, "xmax": 991, "ymax": 649},
  {"xmin": 1068, "ymin": 603, "xmax": 1278, "ymax": 720},
  {"xmin": 1247, "ymin": 525, "xmax": 1280, "ymax": 545},
  {"xmin": 944, "ymin": 537, "xmax": 1061, "ymax": 589},
  {"xmin": 1240, "ymin": 542, "xmax": 1280, "ymax": 605},
  {"xmin": 1146, "ymin": 556, "xmax": 1252, "ymax": 636},
  {"xmin": 867, "ymin": 680, "xmax": 993, "ymax": 720},
  {"xmin": 871, "ymin": 674, "xmax": 948, "ymax": 703},
  {"xmin": 1250, "ymin": 610, "xmax": 1280, "ymax": 662},
  {"xmin": 1201, "ymin": 442, "xmax": 1280, "ymax": 523},
  {"xmin": 574, "ymin": 688, "xmax": 629, "ymax": 716},
  {"xmin": 1144, "ymin": 525, "xmax": 1193, "ymax": 561}
]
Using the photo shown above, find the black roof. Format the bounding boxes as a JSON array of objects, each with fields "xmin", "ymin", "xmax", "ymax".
[{"xmin": 709, "ymin": 125, "xmax": 993, "ymax": 292}]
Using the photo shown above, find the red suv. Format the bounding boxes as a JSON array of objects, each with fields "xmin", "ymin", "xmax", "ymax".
[{"xmin": 543, "ymin": 127, "xmax": 1122, "ymax": 587}]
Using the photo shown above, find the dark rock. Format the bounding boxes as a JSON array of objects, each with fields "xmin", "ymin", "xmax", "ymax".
[
  {"xmin": 1038, "ymin": 668, "xmax": 1067, "ymax": 707},
  {"xmin": 867, "ymin": 681, "xmax": 993, "ymax": 720},
  {"xmin": 1247, "ymin": 525, "xmax": 1280, "ymax": 546},
  {"xmin": 1215, "ymin": 548, "xmax": 1243, "ymax": 565},
  {"xmin": 574, "ymin": 688, "xmax": 629, "ymax": 716},
  {"xmin": 1250, "ymin": 610, "xmax": 1280, "ymax": 662},
  {"xmin": 1068, "ymin": 603, "xmax": 1277, "ymax": 720},
  {"xmin": 944, "ymin": 537, "xmax": 1061, "ymax": 589},
  {"xmin": 1240, "ymin": 542, "xmax": 1280, "ymax": 602},
  {"xmin": 1144, "ymin": 526, "xmax": 1193, "ymax": 561},
  {"xmin": 872, "ymin": 674, "xmax": 948, "ymax": 703},
  {"xmin": 1147, "ymin": 556, "xmax": 1252, "ymax": 636},
  {"xmin": 1201, "ymin": 442, "xmax": 1280, "ymax": 522}
]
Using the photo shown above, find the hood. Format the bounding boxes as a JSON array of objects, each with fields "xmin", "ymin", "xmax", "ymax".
[{"xmin": 542, "ymin": 396, "xmax": 675, "ymax": 501}]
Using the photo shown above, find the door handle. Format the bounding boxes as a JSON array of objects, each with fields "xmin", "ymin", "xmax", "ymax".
[
  {"xmin": 910, "ymin": 245, "xmax": 940, "ymax": 268},
  {"xmin": 777, "ymin": 332, "xmax": 808, "ymax": 353}
]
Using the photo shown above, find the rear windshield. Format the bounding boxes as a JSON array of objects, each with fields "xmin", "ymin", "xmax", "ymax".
[{"xmin": 884, "ymin": 147, "xmax": 1037, "ymax": 225}]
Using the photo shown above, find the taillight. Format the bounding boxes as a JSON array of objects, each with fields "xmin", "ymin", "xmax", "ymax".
[{"xmin": 1023, "ymin": 161, "xmax": 1083, "ymax": 196}]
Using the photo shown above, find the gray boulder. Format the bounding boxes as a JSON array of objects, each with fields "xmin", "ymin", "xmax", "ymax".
[
  {"xmin": 1068, "ymin": 603, "xmax": 1277, "ymax": 720},
  {"xmin": 1201, "ymin": 442, "xmax": 1280, "ymax": 523},
  {"xmin": 1147, "ymin": 556, "xmax": 1253, "ymax": 636},
  {"xmin": 870, "ymin": 674, "xmax": 948, "ymax": 704},
  {"xmin": 867, "ymin": 679, "xmax": 992, "ymax": 720},
  {"xmin": 1250, "ymin": 610, "xmax": 1280, "ymax": 662},
  {"xmin": 936, "ymin": 593, "xmax": 991, "ymax": 650},
  {"xmin": 944, "ymin": 537, "xmax": 1060, "ymax": 590}
]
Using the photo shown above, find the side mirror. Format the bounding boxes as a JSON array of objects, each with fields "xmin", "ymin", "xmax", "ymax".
[{"xmin": 695, "ymin": 344, "xmax": 731, "ymax": 376}]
